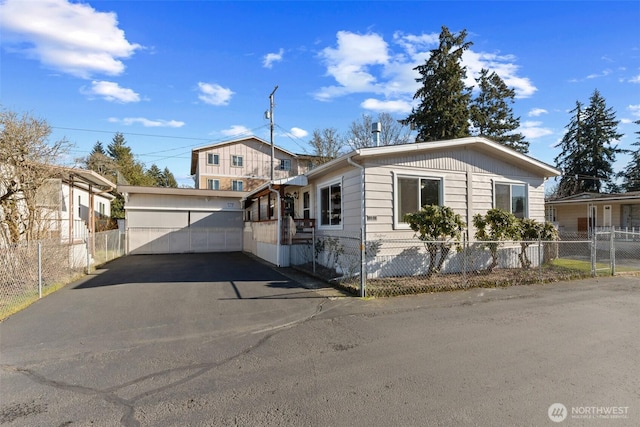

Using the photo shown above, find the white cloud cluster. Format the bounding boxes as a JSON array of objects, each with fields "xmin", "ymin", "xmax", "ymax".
[
  {"xmin": 108, "ymin": 117, "xmax": 185, "ymax": 128},
  {"xmin": 221, "ymin": 125, "xmax": 251, "ymax": 137},
  {"xmin": 198, "ymin": 82, "xmax": 234, "ymax": 106},
  {"xmin": 263, "ymin": 48, "xmax": 284, "ymax": 68},
  {"xmin": 0, "ymin": 0, "xmax": 141, "ymax": 78},
  {"xmin": 519, "ymin": 121, "xmax": 553, "ymax": 139},
  {"xmin": 314, "ymin": 30, "xmax": 538, "ymax": 113},
  {"xmin": 288, "ymin": 127, "xmax": 308, "ymax": 138},
  {"xmin": 629, "ymin": 104, "xmax": 640, "ymax": 118},
  {"xmin": 630, "ymin": 75, "xmax": 640, "ymax": 84},
  {"xmin": 528, "ymin": 108, "xmax": 548, "ymax": 117},
  {"xmin": 84, "ymin": 81, "xmax": 140, "ymax": 103}
]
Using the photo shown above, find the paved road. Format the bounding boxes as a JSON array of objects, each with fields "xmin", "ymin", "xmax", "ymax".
[{"xmin": 1, "ymin": 253, "xmax": 638, "ymax": 426}]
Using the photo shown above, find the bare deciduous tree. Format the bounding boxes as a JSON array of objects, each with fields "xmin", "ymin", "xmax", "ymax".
[
  {"xmin": 0, "ymin": 108, "xmax": 70, "ymax": 244},
  {"xmin": 308, "ymin": 128, "xmax": 344, "ymax": 165},
  {"xmin": 345, "ymin": 112, "xmax": 412, "ymax": 150}
]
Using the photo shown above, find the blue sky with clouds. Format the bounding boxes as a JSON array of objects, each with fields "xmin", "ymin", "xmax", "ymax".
[{"xmin": 1, "ymin": 0, "xmax": 639, "ymax": 187}]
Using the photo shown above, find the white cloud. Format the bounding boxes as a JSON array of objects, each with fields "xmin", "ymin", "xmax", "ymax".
[
  {"xmin": 586, "ymin": 69, "xmax": 612, "ymax": 79},
  {"xmin": 315, "ymin": 31, "xmax": 390, "ymax": 100},
  {"xmin": 0, "ymin": 0, "xmax": 141, "ymax": 78},
  {"xmin": 361, "ymin": 98, "xmax": 413, "ymax": 114},
  {"xmin": 463, "ymin": 51, "xmax": 537, "ymax": 98},
  {"xmin": 528, "ymin": 108, "xmax": 548, "ymax": 117},
  {"xmin": 108, "ymin": 117, "xmax": 185, "ymax": 128},
  {"xmin": 83, "ymin": 81, "xmax": 140, "ymax": 103},
  {"xmin": 519, "ymin": 121, "xmax": 553, "ymax": 139},
  {"xmin": 198, "ymin": 82, "xmax": 234, "ymax": 106},
  {"xmin": 630, "ymin": 75, "xmax": 640, "ymax": 83},
  {"xmin": 263, "ymin": 48, "xmax": 284, "ymax": 68},
  {"xmin": 314, "ymin": 29, "xmax": 537, "ymax": 104},
  {"xmin": 629, "ymin": 104, "xmax": 640, "ymax": 117},
  {"xmin": 221, "ymin": 125, "xmax": 251, "ymax": 137},
  {"xmin": 289, "ymin": 127, "xmax": 308, "ymax": 138}
]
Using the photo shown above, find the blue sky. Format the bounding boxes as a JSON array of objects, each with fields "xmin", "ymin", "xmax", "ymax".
[{"xmin": 1, "ymin": 0, "xmax": 639, "ymax": 188}]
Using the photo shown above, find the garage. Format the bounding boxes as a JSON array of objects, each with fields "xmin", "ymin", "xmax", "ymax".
[{"xmin": 119, "ymin": 185, "xmax": 244, "ymax": 254}]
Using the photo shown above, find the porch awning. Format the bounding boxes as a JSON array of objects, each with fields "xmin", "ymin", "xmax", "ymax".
[{"xmin": 242, "ymin": 175, "xmax": 308, "ymax": 207}]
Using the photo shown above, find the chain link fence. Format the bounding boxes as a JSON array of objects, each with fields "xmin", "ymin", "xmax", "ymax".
[
  {"xmin": 291, "ymin": 230, "xmax": 640, "ymax": 297},
  {"xmin": 0, "ymin": 229, "xmax": 125, "ymax": 320}
]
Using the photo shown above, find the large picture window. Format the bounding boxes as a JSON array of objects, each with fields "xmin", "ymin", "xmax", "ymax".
[
  {"xmin": 397, "ymin": 176, "xmax": 442, "ymax": 224},
  {"xmin": 495, "ymin": 182, "xmax": 527, "ymax": 218},
  {"xmin": 319, "ymin": 181, "xmax": 342, "ymax": 227}
]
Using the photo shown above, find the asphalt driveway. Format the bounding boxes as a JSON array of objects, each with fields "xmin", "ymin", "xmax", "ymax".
[{"xmin": 1, "ymin": 253, "xmax": 638, "ymax": 426}]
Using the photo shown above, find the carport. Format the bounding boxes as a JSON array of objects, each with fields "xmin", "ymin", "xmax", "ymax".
[{"xmin": 119, "ymin": 185, "xmax": 244, "ymax": 254}]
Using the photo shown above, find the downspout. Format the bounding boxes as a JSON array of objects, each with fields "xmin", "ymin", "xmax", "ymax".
[
  {"xmin": 268, "ymin": 183, "xmax": 281, "ymax": 267},
  {"xmin": 347, "ymin": 156, "xmax": 366, "ymax": 298}
]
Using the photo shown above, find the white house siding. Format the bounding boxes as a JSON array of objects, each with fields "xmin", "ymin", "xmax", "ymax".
[{"xmin": 304, "ymin": 147, "xmax": 550, "ymax": 278}]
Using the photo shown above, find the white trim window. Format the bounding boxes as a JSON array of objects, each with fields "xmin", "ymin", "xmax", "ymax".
[
  {"xmin": 318, "ymin": 179, "xmax": 342, "ymax": 228},
  {"xmin": 395, "ymin": 174, "xmax": 443, "ymax": 227},
  {"xmin": 279, "ymin": 159, "xmax": 291, "ymax": 171},
  {"xmin": 207, "ymin": 179, "xmax": 220, "ymax": 190},
  {"xmin": 231, "ymin": 155, "xmax": 243, "ymax": 167},
  {"xmin": 207, "ymin": 153, "xmax": 219, "ymax": 165},
  {"xmin": 494, "ymin": 181, "xmax": 528, "ymax": 219},
  {"xmin": 546, "ymin": 206, "xmax": 557, "ymax": 222},
  {"xmin": 231, "ymin": 180, "xmax": 244, "ymax": 191}
]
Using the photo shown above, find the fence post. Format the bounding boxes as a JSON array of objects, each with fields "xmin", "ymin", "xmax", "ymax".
[
  {"xmin": 590, "ymin": 231, "xmax": 596, "ymax": 277},
  {"xmin": 610, "ymin": 226, "xmax": 616, "ymax": 275},
  {"xmin": 462, "ymin": 234, "xmax": 467, "ymax": 287},
  {"xmin": 312, "ymin": 227, "xmax": 316, "ymax": 274},
  {"xmin": 38, "ymin": 242, "xmax": 42, "ymax": 298},
  {"xmin": 538, "ymin": 233, "xmax": 543, "ymax": 283},
  {"xmin": 360, "ymin": 227, "xmax": 366, "ymax": 298},
  {"xmin": 86, "ymin": 238, "xmax": 91, "ymax": 274}
]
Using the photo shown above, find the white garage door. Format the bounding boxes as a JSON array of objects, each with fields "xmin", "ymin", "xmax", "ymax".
[{"xmin": 127, "ymin": 210, "xmax": 243, "ymax": 254}]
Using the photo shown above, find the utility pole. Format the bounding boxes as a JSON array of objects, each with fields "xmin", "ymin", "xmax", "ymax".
[{"xmin": 269, "ymin": 85, "xmax": 279, "ymax": 181}]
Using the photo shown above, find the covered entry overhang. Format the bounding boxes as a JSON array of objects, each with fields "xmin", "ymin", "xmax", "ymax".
[{"xmin": 241, "ymin": 175, "xmax": 310, "ymax": 267}]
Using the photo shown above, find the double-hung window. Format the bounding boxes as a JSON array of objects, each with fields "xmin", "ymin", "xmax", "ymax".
[
  {"xmin": 231, "ymin": 155, "xmax": 243, "ymax": 167},
  {"xmin": 494, "ymin": 182, "xmax": 527, "ymax": 218},
  {"xmin": 232, "ymin": 180, "xmax": 243, "ymax": 191},
  {"xmin": 207, "ymin": 153, "xmax": 219, "ymax": 165},
  {"xmin": 279, "ymin": 159, "xmax": 291, "ymax": 171},
  {"xmin": 319, "ymin": 180, "xmax": 342, "ymax": 228},
  {"xmin": 207, "ymin": 179, "xmax": 220, "ymax": 190},
  {"xmin": 396, "ymin": 175, "xmax": 443, "ymax": 226}
]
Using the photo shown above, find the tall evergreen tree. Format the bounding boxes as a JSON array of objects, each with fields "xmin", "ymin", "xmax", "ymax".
[
  {"xmin": 85, "ymin": 141, "xmax": 117, "ymax": 181},
  {"xmin": 581, "ymin": 89, "xmax": 622, "ymax": 193},
  {"xmin": 554, "ymin": 102, "xmax": 585, "ymax": 198},
  {"xmin": 107, "ymin": 132, "xmax": 152, "ymax": 186},
  {"xmin": 162, "ymin": 167, "xmax": 178, "ymax": 188},
  {"xmin": 554, "ymin": 90, "xmax": 622, "ymax": 197},
  {"xmin": 620, "ymin": 120, "xmax": 640, "ymax": 192},
  {"xmin": 401, "ymin": 26, "xmax": 473, "ymax": 142},
  {"xmin": 470, "ymin": 68, "xmax": 528, "ymax": 153}
]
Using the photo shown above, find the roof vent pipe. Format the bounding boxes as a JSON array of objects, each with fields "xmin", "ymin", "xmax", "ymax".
[{"xmin": 372, "ymin": 122, "xmax": 381, "ymax": 147}]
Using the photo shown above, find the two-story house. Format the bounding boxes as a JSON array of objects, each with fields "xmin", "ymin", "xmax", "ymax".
[{"xmin": 190, "ymin": 136, "xmax": 315, "ymax": 192}]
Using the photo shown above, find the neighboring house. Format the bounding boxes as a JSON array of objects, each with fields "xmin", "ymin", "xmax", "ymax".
[
  {"xmin": 0, "ymin": 166, "xmax": 115, "ymax": 245},
  {"xmin": 190, "ymin": 136, "xmax": 315, "ymax": 192},
  {"xmin": 242, "ymin": 136, "xmax": 561, "ymax": 267},
  {"xmin": 119, "ymin": 185, "xmax": 244, "ymax": 254},
  {"xmin": 41, "ymin": 167, "xmax": 116, "ymax": 243},
  {"xmin": 545, "ymin": 191, "xmax": 640, "ymax": 235}
]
